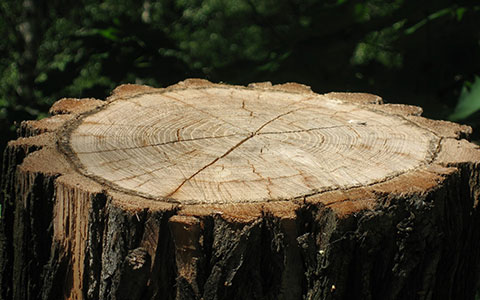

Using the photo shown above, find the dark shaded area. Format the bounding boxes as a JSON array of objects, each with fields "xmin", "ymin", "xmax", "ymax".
[{"xmin": 0, "ymin": 144, "xmax": 57, "ymax": 300}]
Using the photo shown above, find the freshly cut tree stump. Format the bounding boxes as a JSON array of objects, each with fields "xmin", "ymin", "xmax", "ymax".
[{"xmin": 1, "ymin": 79, "xmax": 480, "ymax": 300}]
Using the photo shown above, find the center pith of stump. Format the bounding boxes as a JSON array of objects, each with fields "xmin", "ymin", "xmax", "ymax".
[{"xmin": 63, "ymin": 85, "xmax": 439, "ymax": 204}]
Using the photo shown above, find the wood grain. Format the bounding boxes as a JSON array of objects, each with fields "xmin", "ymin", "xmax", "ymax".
[{"xmin": 61, "ymin": 83, "xmax": 439, "ymax": 204}]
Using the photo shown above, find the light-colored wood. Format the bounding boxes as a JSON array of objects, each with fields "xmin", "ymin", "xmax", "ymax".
[{"xmin": 61, "ymin": 81, "xmax": 439, "ymax": 204}]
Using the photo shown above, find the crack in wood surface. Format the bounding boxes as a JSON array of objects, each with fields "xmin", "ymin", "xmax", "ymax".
[
  {"xmin": 258, "ymin": 124, "xmax": 387, "ymax": 136},
  {"xmin": 74, "ymin": 133, "xmax": 241, "ymax": 154},
  {"xmin": 161, "ymin": 92, "xmax": 249, "ymax": 134},
  {"xmin": 241, "ymin": 100, "xmax": 254, "ymax": 116},
  {"xmin": 60, "ymin": 86, "xmax": 445, "ymax": 204},
  {"xmin": 75, "ymin": 124, "xmax": 376, "ymax": 155},
  {"xmin": 164, "ymin": 109, "xmax": 300, "ymax": 198}
]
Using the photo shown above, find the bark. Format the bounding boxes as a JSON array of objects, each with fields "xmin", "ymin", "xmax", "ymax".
[{"xmin": 1, "ymin": 79, "xmax": 480, "ymax": 300}]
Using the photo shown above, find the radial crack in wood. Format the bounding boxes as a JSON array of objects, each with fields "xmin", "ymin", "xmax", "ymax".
[{"xmin": 59, "ymin": 83, "xmax": 440, "ymax": 204}]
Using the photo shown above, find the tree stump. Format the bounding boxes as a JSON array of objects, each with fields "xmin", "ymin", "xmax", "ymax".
[{"xmin": 1, "ymin": 79, "xmax": 480, "ymax": 300}]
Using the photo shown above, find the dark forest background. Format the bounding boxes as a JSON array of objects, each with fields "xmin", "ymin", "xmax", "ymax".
[
  {"xmin": 1, "ymin": 0, "xmax": 480, "ymax": 159},
  {"xmin": 1, "ymin": 0, "xmax": 480, "ymax": 296}
]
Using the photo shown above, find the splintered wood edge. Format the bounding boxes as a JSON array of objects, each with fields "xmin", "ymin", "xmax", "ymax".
[
  {"xmin": 8, "ymin": 78, "xmax": 480, "ymax": 221},
  {"xmin": 107, "ymin": 78, "xmax": 315, "ymax": 102},
  {"xmin": 49, "ymin": 98, "xmax": 105, "ymax": 115}
]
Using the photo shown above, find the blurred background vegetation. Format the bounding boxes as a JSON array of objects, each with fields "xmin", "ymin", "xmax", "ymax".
[{"xmin": 1, "ymin": 0, "xmax": 480, "ymax": 162}]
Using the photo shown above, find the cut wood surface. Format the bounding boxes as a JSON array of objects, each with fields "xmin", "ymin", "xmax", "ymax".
[
  {"xmin": 1, "ymin": 79, "xmax": 480, "ymax": 300},
  {"xmin": 61, "ymin": 82, "xmax": 438, "ymax": 204}
]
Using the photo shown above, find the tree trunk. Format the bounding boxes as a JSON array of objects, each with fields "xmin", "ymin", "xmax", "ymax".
[{"xmin": 1, "ymin": 79, "xmax": 480, "ymax": 300}]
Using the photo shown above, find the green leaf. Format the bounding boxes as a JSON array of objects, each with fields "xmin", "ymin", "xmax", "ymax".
[
  {"xmin": 97, "ymin": 27, "xmax": 120, "ymax": 41},
  {"xmin": 449, "ymin": 76, "xmax": 480, "ymax": 121},
  {"xmin": 405, "ymin": 7, "xmax": 452, "ymax": 35},
  {"xmin": 456, "ymin": 7, "xmax": 466, "ymax": 21}
]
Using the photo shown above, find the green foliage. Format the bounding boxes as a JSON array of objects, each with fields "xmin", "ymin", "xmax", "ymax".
[{"xmin": 449, "ymin": 76, "xmax": 480, "ymax": 121}]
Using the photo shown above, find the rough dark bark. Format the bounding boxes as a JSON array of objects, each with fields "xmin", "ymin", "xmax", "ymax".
[
  {"xmin": 0, "ymin": 138, "xmax": 48, "ymax": 300},
  {"xmin": 1, "ymin": 79, "xmax": 480, "ymax": 300}
]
